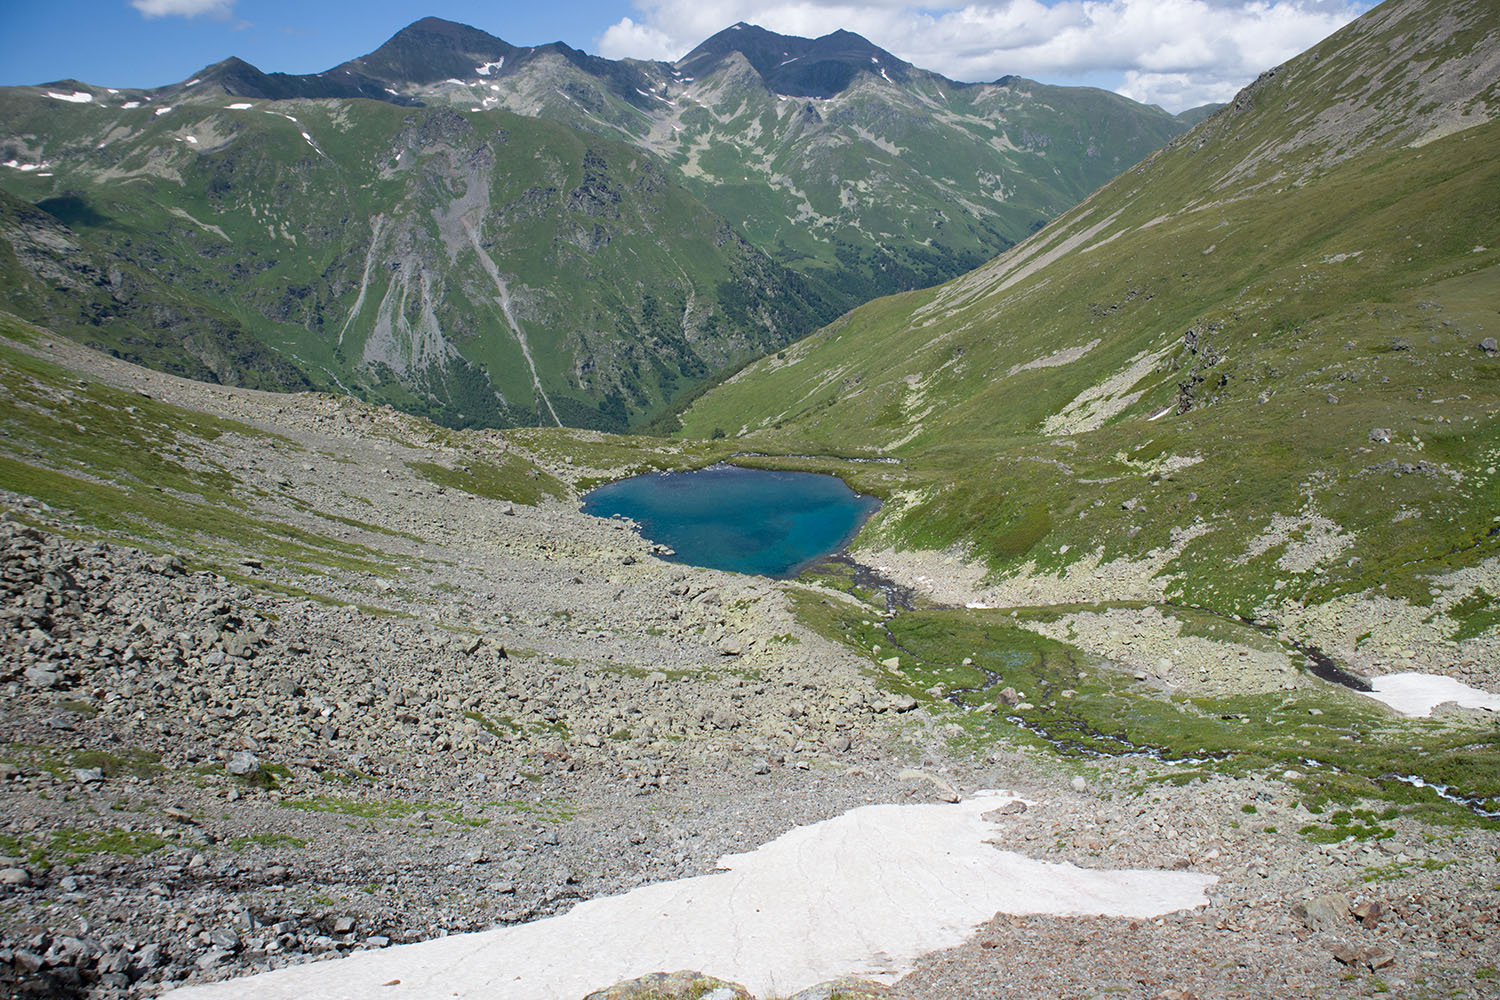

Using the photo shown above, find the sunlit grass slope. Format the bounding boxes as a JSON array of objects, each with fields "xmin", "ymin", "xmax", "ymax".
[{"xmin": 681, "ymin": 0, "xmax": 1500, "ymax": 620}]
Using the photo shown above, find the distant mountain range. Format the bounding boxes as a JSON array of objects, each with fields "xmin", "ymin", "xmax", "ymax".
[
  {"xmin": 175, "ymin": 18, "xmax": 1206, "ymax": 306},
  {"xmin": 0, "ymin": 18, "xmax": 1202, "ymax": 430}
]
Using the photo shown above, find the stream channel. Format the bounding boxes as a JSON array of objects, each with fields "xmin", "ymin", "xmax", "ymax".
[{"xmin": 582, "ymin": 467, "xmax": 1493, "ymax": 815}]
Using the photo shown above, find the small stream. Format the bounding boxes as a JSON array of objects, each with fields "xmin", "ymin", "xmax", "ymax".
[
  {"xmin": 1379, "ymin": 773, "xmax": 1500, "ymax": 819},
  {"xmin": 816, "ymin": 559, "xmax": 1497, "ymax": 807},
  {"xmin": 1237, "ymin": 613, "xmax": 1373, "ymax": 692},
  {"xmin": 807, "ymin": 552, "xmax": 917, "ymax": 613},
  {"xmin": 864, "ymin": 602, "xmax": 1233, "ymax": 766},
  {"xmin": 1159, "ymin": 601, "xmax": 1373, "ymax": 693},
  {"xmin": 789, "ymin": 519, "xmax": 1499, "ymax": 813}
]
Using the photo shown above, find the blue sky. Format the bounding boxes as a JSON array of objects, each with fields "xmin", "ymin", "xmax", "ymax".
[
  {"xmin": 0, "ymin": 2, "xmax": 632, "ymax": 88},
  {"xmin": 0, "ymin": 0, "xmax": 1372, "ymax": 112}
]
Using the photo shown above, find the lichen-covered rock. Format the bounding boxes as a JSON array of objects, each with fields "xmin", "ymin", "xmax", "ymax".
[
  {"xmin": 788, "ymin": 977, "xmax": 900, "ymax": 1000},
  {"xmin": 582, "ymin": 970, "xmax": 753, "ymax": 1000}
]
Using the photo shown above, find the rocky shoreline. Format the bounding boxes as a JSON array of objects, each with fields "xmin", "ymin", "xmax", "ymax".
[{"xmin": 0, "ymin": 337, "xmax": 1496, "ymax": 998}]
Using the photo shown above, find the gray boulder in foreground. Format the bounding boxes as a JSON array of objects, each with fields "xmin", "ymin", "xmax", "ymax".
[
  {"xmin": 580, "ymin": 970, "xmax": 898, "ymax": 1000},
  {"xmin": 582, "ymin": 970, "xmax": 753, "ymax": 999}
]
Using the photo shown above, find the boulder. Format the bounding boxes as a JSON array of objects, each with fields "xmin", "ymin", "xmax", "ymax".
[
  {"xmin": 789, "ymin": 978, "xmax": 899, "ymax": 1000},
  {"xmin": 1292, "ymin": 891, "xmax": 1350, "ymax": 932},
  {"xmin": 133, "ymin": 943, "xmax": 165, "ymax": 970},
  {"xmin": 1352, "ymin": 898, "xmax": 1386, "ymax": 927},
  {"xmin": 225, "ymin": 751, "xmax": 260, "ymax": 777},
  {"xmin": 898, "ymin": 768, "xmax": 960, "ymax": 803},
  {"xmin": 1430, "ymin": 700, "xmax": 1493, "ymax": 724},
  {"xmin": 149, "ymin": 554, "xmax": 185, "ymax": 576},
  {"xmin": 582, "ymin": 970, "xmax": 753, "ymax": 1000},
  {"xmin": 23, "ymin": 666, "xmax": 61, "ymax": 689},
  {"xmin": 981, "ymin": 799, "xmax": 1028, "ymax": 820},
  {"xmin": 222, "ymin": 632, "xmax": 258, "ymax": 658}
]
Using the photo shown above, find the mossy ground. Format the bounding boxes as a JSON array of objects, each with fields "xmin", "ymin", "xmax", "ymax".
[
  {"xmin": 407, "ymin": 457, "xmax": 567, "ymax": 506},
  {"xmin": 0, "ymin": 827, "xmax": 174, "ymax": 869},
  {"xmin": 790, "ymin": 590, "xmax": 1500, "ymax": 829},
  {"xmin": 227, "ymin": 832, "xmax": 308, "ymax": 851},
  {"xmin": 3, "ymin": 744, "xmax": 162, "ymax": 783}
]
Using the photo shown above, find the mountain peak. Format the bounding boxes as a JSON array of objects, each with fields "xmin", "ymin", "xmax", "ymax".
[
  {"xmin": 388, "ymin": 16, "xmax": 506, "ymax": 46},
  {"xmin": 338, "ymin": 17, "xmax": 517, "ymax": 86},
  {"xmin": 678, "ymin": 22, "xmax": 912, "ymax": 98},
  {"xmin": 405, "ymin": 15, "xmax": 470, "ymax": 32}
]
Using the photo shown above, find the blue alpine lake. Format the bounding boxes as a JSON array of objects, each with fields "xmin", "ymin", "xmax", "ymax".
[{"xmin": 580, "ymin": 465, "xmax": 880, "ymax": 578}]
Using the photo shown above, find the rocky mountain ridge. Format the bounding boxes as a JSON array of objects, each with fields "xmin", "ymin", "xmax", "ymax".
[
  {"xmin": 0, "ymin": 18, "xmax": 1192, "ymax": 430},
  {"xmin": 0, "ymin": 90, "xmax": 832, "ymax": 432}
]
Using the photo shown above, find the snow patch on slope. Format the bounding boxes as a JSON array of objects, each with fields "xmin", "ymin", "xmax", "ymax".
[
  {"xmin": 1363, "ymin": 673, "xmax": 1500, "ymax": 717},
  {"xmin": 162, "ymin": 791, "xmax": 1213, "ymax": 1000}
]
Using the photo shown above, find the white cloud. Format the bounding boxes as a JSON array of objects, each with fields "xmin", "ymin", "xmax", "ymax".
[
  {"xmin": 597, "ymin": 17, "xmax": 683, "ymax": 62},
  {"xmin": 595, "ymin": 0, "xmax": 1370, "ymax": 112},
  {"xmin": 1118, "ymin": 70, "xmax": 1242, "ymax": 111},
  {"xmin": 131, "ymin": 0, "xmax": 236, "ymax": 19}
]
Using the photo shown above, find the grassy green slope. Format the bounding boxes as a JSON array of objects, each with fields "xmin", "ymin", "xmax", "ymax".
[
  {"xmin": 681, "ymin": 0, "xmax": 1500, "ymax": 620},
  {"xmin": 0, "ymin": 95, "xmax": 830, "ymax": 431},
  {"xmin": 0, "ymin": 309, "xmax": 572, "ymax": 588},
  {"xmin": 648, "ymin": 67, "xmax": 1190, "ymax": 313},
  {"xmin": 0, "ymin": 189, "xmax": 309, "ymax": 391},
  {"xmin": 403, "ymin": 42, "xmax": 1191, "ymax": 313}
]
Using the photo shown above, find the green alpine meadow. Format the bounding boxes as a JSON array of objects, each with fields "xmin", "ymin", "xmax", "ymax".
[{"xmin": 0, "ymin": 0, "xmax": 1497, "ymax": 996}]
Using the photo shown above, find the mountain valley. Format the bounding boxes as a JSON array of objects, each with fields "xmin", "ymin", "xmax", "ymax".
[
  {"xmin": 0, "ymin": 0, "xmax": 1498, "ymax": 997},
  {"xmin": 0, "ymin": 18, "xmax": 1191, "ymax": 432}
]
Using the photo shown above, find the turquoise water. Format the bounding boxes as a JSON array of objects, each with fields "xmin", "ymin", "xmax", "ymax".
[{"xmin": 580, "ymin": 465, "xmax": 879, "ymax": 578}]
